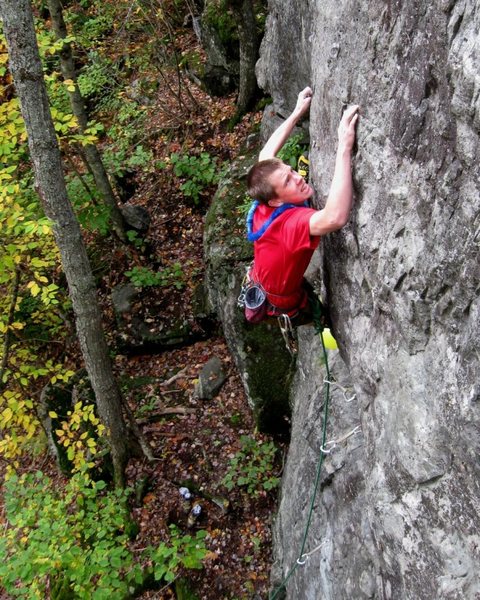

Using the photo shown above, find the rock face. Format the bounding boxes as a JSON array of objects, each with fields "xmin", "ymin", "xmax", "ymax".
[
  {"xmin": 256, "ymin": 1, "xmax": 480, "ymax": 598},
  {"xmin": 191, "ymin": 6, "xmax": 239, "ymax": 97}
]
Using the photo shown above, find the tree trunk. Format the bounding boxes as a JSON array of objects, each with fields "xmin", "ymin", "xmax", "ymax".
[
  {"xmin": 0, "ymin": 0, "xmax": 129, "ymax": 487},
  {"xmin": 46, "ymin": 0, "xmax": 126, "ymax": 242},
  {"xmin": 229, "ymin": 0, "xmax": 260, "ymax": 118}
]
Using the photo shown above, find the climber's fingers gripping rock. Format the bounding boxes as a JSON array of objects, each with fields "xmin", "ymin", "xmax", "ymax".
[
  {"xmin": 294, "ymin": 86, "xmax": 313, "ymax": 118},
  {"xmin": 338, "ymin": 105, "xmax": 359, "ymax": 153}
]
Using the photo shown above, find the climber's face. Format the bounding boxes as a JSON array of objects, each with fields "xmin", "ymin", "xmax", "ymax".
[{"xmin": 267, "ymin": 162, "xmax": 313, "ymax": 207}]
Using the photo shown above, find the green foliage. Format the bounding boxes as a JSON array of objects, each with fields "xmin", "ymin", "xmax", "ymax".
[
  {"xmin": 170, "ymin": 152, "xmax": 219, "ymax": 205},
  {"xmin": 66, "ymin": 174, "xmax": 112, "ymax": 235},
  {"xmin": 254, "ymin": 0, "xmax": 268, "ymax": 32},
  {"xmin": 79, "ymin": 13, "xmax": 113, "ymax": 43},
  {"xmin": 78, "ymin": 202, "xmax": 112, "ymax": 236},
  {"xmin": 125, "ymin": 263, "xmax": 185, "ymax": 290},
  {"xmin": 103, "ymin": 100, "xmax": 152, "ymax": 178},
  {"xmin": 0, "ymin": 22, "xmax": 98, "ymax": 470},
  {"xmin": 66, "ymin": 3, "xmax": 116, "ymax": 48},
  {"xmin": 0, "ymin": 471, "xmax": 208, "ymax": 598},
  {"xmin": 203, "ymin": 0, "xmax": 238, "ymax": 49},
  {"xmin": 126, "ymin": 230, "xmax": 145, "ymax": 250},
  {"xmin": 237, "ymin": 193, "xmax": 254, "ymax": 217},
  {"xmin": 278, "ymin": 133, "xmax": 308, "ymax": 169},
  {"xmin": 77, "ymin": 53, "xmax": 116, "ymax": 102},
  {"xmin": 0, "ymin": 169, "xmax": 73, "ymax": 468},
  {"xmin": 0, "ymin": 97, "xmax": 28, "ymax": 167},
  {"xmin": 0, "ymin": 5, "xmax": 153, "ymax": 473},
  {"xmin": 150, "ymin": 526, "xmax": 208, "ymax": 583},
  {"xmin": 203, "ymin": 0, "xmax": 267, "ymax": 49},
  {"xmin": 0, "ymin": 472, "xmax": 134, "ymax": 599},
  {"xmin": 222, "ymin": 436, "xmax": 280, "ymax": 497},
  {"xmin": 52, "ymin": 400, "xmax": 106, "ymax": 474},
  {"xmin": 127, "ymin": 144, "xmax": 153, "ymax": 170}
]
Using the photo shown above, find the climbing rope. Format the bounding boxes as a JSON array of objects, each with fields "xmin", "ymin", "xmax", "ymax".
[{"xmin": 269, "ymin": 332, "xmax": 332, "ymax": 600}]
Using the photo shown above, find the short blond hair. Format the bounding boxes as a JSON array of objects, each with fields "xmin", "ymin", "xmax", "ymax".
[{"xmin": 246, "ymin": 158, "xmax": 284, "ymax": 204}]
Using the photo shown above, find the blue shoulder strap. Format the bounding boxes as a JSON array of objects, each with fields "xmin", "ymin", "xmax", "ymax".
[{"xmin": 246, "ymin": 200, "xmax": 299, "ymax": 242}]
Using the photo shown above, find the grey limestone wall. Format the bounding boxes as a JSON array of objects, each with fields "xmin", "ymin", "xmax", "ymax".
[{"xmin": 259, "ymin": 1, "xmax": 480, "ymax": 598}]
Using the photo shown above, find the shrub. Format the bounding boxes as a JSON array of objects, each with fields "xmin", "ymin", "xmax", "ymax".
[
  {"xmin": 0, "ymin": 471, "xmax": 208, "ymax": 599},
  {"xmin": 125, "ymin": 263, "xmax": 184, "ymax": 290},
  {"xmin": 67, "ymin": 174, "xmax": 112, "ymax": 235},
  {"xmin": 77, "ymin": 53, "xmax": 116, "ymax": 102},
  {"xmin": 222, "ymin": 435, "xmax": 280, "ymax": 497},
  {"xmin": 277, "ymin": 133, "xmax": 308, "ymax": 169},
  {"xmin": 170, "ymin": 152, "xmax": 219, "ymax": 205}
]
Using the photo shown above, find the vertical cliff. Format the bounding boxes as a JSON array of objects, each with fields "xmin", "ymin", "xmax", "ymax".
[{"xmin": 257, "ymin": 1, "xmax": 480, "ymax": 597}]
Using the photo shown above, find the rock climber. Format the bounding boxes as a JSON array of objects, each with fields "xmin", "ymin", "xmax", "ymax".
[{"xmin": 246, "ymin": 87, "xmax": 359, "ymax": 322}]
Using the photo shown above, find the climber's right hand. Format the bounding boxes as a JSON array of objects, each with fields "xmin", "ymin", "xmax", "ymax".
[{"xmin": 338, "ymin": 105, "xmax": 359, "ymax": 152}]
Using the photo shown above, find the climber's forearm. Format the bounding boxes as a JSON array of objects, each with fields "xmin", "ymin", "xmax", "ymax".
[
  {"xmin": 309, "ymin": 105, "xmax": 359, "ymax": 237},
  {"xmin": 259, "ymin": 111, "xmax": 303, "ymax": 161},
  {"xmin": 324, "ymin": 146, "xmax": 353, "ymax": 225},
  {"xmin": 259, "ymin": 87, "xmax": 313, "ymax": 161},
  {"xmin": 309, "ymin": 147, "xmax": 353, "ymax": 236}
]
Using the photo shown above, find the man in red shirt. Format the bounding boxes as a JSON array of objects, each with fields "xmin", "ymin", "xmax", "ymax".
[{"xmin": 246, "ymin": 87, "xmax": 359, "ymax": 318}]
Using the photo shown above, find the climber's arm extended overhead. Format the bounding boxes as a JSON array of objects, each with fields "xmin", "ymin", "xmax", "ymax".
[
  {"xmin": 309, "ymin": 104, "xmax": 359, "ymax": 237},
  {"xmin": 258, "ymin": 87, "xmax": 312, "ymax": 161}
]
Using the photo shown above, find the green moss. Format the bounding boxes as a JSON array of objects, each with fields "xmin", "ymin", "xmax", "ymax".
[
  {"xmin": 205, "ymin": 155, "xmax": 254, "ymax": 263},
  {"xmin": 243, "ymin": 320, "xmax": 295, "ymax": 432}
]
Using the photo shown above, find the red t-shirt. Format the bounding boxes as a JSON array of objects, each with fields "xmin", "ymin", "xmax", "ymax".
[{"xmin": 252, "ymin": 204, "xmax": 320, "ymax": 313}]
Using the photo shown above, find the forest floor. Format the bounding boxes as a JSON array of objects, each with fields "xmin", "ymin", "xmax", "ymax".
[
  {"xmin": 76, "ymin": 28, "xmax": 282, "ymax": 600},
  {"xmin": 101, "ymin": 74, "xmax": 284, "ymax": 597}
]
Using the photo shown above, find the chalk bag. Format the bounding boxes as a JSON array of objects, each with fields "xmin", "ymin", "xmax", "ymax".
[{"xmin": 244, "ymin": 283, "xmax": 267, "ymax": 323}]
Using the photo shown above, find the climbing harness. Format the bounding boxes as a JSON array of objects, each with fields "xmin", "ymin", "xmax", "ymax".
[
  {"xmin": 237, "ymin": 264, "xmax": 267, "ymax": 323},
  {"xmin": 238, "ymin": 263, "xmax": 302, "ymax": 334}
]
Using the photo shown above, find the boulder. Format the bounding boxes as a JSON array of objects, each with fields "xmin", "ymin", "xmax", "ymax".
[
  {"xmin": 111, "ymin": 283, "xmax": 137, "ymax": 315},
  {"xmin": 111, "ymin": 284, "xmax": 202, "ymax": 353},
  {"xmin": 191, "ymin": 11, "xmax": 239, "ymax": 96},
  {"xmin": 120, "ymin": 203, "xmax": 151, "ymax": 233},
  {"xmin": 194, "ymin": 356, "xmax": 227, "ymax": 400}
]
